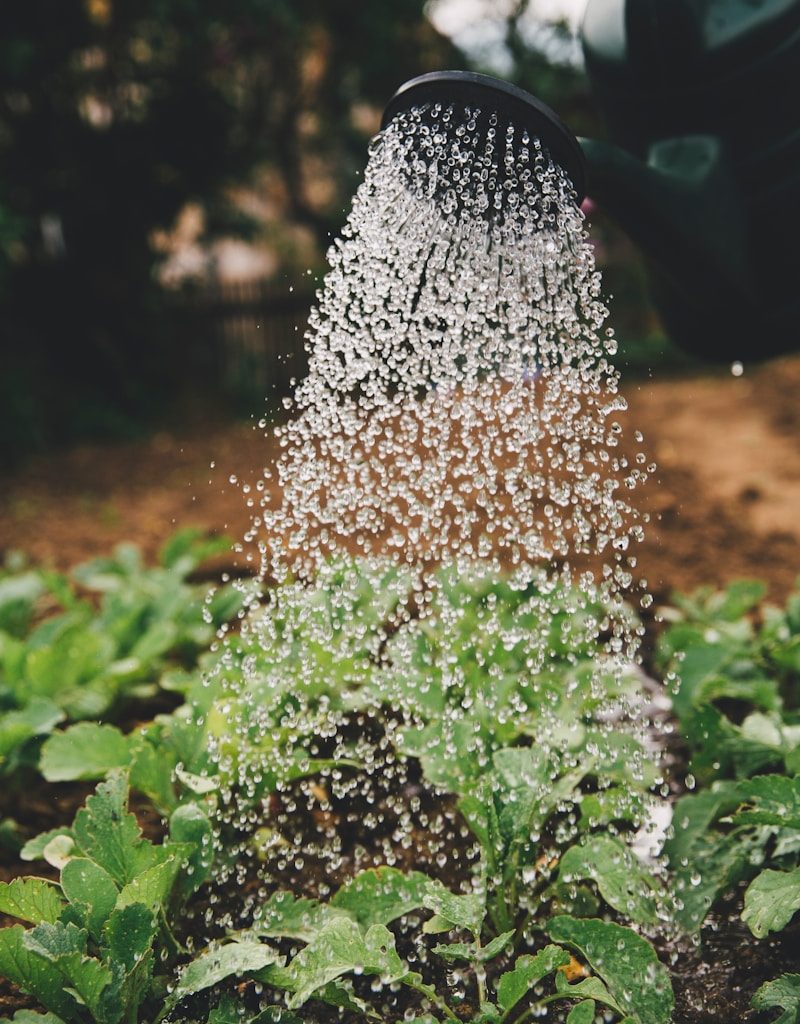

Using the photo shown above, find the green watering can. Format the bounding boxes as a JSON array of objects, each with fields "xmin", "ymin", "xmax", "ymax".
[{"xmin": 382, "ymin": 0, "xmax": 800, "ymax": 361}]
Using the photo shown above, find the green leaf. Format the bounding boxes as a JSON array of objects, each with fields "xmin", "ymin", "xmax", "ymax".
[
  {"xmin": 733, "ymin": 775, "xmax": 800, "ymax": 830},
  {"xmin": 102, "ymin": 904, "xmax": 157, "ymax": 1023},
  {"xmin": 163, "ymin": 941, "xmax": 281, "ymax": 1017},
  {"xmin": 478, "ymin": 930, "xmax": 515, "ymax": 962},
  {"xmin": 496, "ymin": 945, "xmax": 571, "ymax": 1013},
  {"xmin": 278, "ymin": 918, "xmax": 406, "ymax": 1009},
  {"xmin": 42, "ymin": 836, "xmax": 77, "ymax": 872},
  {"xmin": 72, "ymin": 773, "xmax": 158, "ymax": 886},
  {"xmin": 430, "ymin": 941, "xmax": 476, "ymax": 963},
  {"xmin": 251, "ymin": 892, "xmax": 347, "ymax": 942},
  {"xmin": 331, "ymin": 867, "xmax": 430, "ymax": 928},
  {"xmin": 0, "ymin": 925, "xmax": 81, "ymax": 1023},
  {"xmin": 558, "ymin": 835, "xmax": 658, "ymax": 925},
  {"xmin": 432, "ymin": 931, "xmax": 513, "ymax": 964},
  {"xmin": 0, "ymin": 700, "xmax": 64, "ymax": 765},
  {"xmin": 0, "ymin": 1012, "xmax": 66, "ymax": 1024},
  {"xmin": 566, "ymin": 1002, "xmax": 596, "ymax": 1024},
  {"xmin": 554, "ymin": 972, "xmax": 623, "ymax": 1015},
  {"xmin": 665, "ymin": 784, "xmax": 761, "ymax": 932},
  {"xmin": 0, "ymin": 878, "xmax": 65, "ymax": 925},
  {"xmin": 115, "ymin": 853, "xmax": 187, "ymax": 914},
  {"xmin": 422, "ymin": 881, "xmax": 485, "ymax": 938},
  {"xmin": 40, "ymin": 724, "xmax": 132, "ymax": 783},
  {"xmin": 23, "ymin": 923, "xmax": 114, "ymax": 1023},
  {"xmin": 61, "ymin": 859, "xmax": 119, "ymax": 939},
  {"xmin": 547, "ymin": 917, "xmax": 673, "ymax": 1024},
  {"xmin": 742, "ymin": 868, "xmax": 800, "ymax": 939},
  {"xmin": 102, "ymin": 904, "xmax": 158, "ymax": 972},
  {"xmin": 752, "ymin": 973, "xmax": 800, "ymax": 1024},
  {"xmin": 20, "ymin": 828, "xmax": 73, "ymax": 863},
  {"xmin": 168, "ymin": 803, "xmax": 214, "ymax": 901}
]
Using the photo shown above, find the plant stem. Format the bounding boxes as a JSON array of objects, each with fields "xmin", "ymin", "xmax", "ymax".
[{"xmin": 405, "ymin": 976, "xmax": 460, "ymax": 1023}]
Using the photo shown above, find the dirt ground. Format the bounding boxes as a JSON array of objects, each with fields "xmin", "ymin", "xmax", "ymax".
[{"xmin": 2, "ymin": 355, "xmax": 800, "ymax": 605}]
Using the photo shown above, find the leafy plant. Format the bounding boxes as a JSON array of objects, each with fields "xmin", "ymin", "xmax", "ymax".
[
  {"xmin": 658, "ymin": 578, "xmax": 800, "ymax": 783},
  {"xmin": 171, "ymin": 866, "xmax": 672, "ymax": 1024},
  {"xmin": 0, "ymin": 773, "xmax": 212, "ymax": 1024},
  {"xmin": 0, "ymin": 530, "xmax": 242, "ymax": 779},
  {"xmin": 659, "ymin": 580, "xmax": 800, "ymax": 1020}
]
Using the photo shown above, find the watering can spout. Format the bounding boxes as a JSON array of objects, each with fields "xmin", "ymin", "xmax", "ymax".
[{"xmin": 578, "ymin": 135, "xmax": 756, "ymax": 360}]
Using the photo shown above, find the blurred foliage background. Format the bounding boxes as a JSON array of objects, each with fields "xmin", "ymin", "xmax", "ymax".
[{"xmin": 0, "ymin": 0, "xmax": 662, "ymax": 465}]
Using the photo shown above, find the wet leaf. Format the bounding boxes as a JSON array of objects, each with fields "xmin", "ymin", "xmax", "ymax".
[
  {"xmin": 422, "ymin": 881, "xmax": 485, "ymax": 938},
  {"xmin": 0, "ymin": 925, "xmax": 81, "ymax": 1023},
  {"xmin": 61, "ymin": 859, "xmax": 118, "ymax": 938},
  {"xmin": 0, "ymin": 878, "xmax": 65, "ymax": 926},
  {"xmin": 40, "ymin": 724, "xmax": 132, "ymax": 782},
  {"xmin": 558, "ymin": 835, "xmax": 658, "ymax": 924},
  {"xmin": 566, "ymin": 1002, "xmax": 596, "ymax": 1024},
  {"xmin": 251, "ymin": 892, "xmax": 347, "ymax": 942},
  {"xmin": 331, "ymin": 867, "xmax": 430, "ymax": 928},
  {"xmin": 71, "ymin": 773, "xmax": 159, "ymax": 886},
  {"xmin": 496, "ymin": 945, "xmax": 571, "ymax": 1013},
  {"xmin": 277, "ymin": 918, "xmax": 406, "ymax": 1009},
  {"xmin": 163, "ymin": 940, "xmax": 281, "ymax": 1017},
  {"xmin": 547, "ymin": 916, "xmax": 673, "ymax": 1024},
  {"xmin": 742, "ymin": 868, "xmax": 800, "ymax": 938},
  {"xmin": 752, "ymin": 973, "xmax": 800, "ymax": 1024},
  {"xmin": 22, "ymin": 922, "xmax": 114, "ymax": 1022},
  {"xmin": 732, "ymin": 775, "xmax": 800, "ymax": 830}
]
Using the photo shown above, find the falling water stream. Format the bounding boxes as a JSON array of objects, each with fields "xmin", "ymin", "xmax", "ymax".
[{"xmin": 200, "ymin": 101, "xmax": 663, "ymax": 1001}]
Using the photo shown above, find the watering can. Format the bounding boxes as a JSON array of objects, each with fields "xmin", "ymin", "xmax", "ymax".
[{"xmin": 382, "ymin": 0, "xmax": 800, "ymax": 362}]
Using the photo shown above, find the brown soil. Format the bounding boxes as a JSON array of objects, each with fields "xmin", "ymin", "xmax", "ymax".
[{"xmin": 3, "ymin": 356, "xmax": 800, "ymax": 605}]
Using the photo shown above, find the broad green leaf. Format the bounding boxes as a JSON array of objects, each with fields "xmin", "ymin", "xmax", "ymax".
[
  {"xmin": 61, "ymin": 859, "xmax": 118, "ymax": 939},
  {"xmin": 742, "ymin": 868, "xmax": 800, "ymax": 938},
  {"xmin": 40, "ymin": 724, "xmax": 132, "ymax": 782},
  {"xmin": 665, "ymin": 785, "xmax": 762, "ymax": 932},
  {"xmin": 496, "ymin": 945, "xmax": 571, "ymax": 1013},
  {"xmin": 115, "ymin": 853, "xmax": 187, "ymax": 914},
  {"xmin": 0, "ymin": 1012, "xmax": 66, "ymax": 1024},
  {"xmin": 331, "ymin": 867, "xmax": 430, "ymax": 928},
  {"xmin": 733, "ymin": 775, "xmax": 800, "ymax": 830},
  {"xmin": 23, "ymin": 923, "xmax": 114, "ymax": 1023},
  {"xmin": 204, "ymin": 995, "xmax": 305, "ymax": 1024},
  {"xmin": 279, "ymin": 918, "xmax": 406, "ymax": 1009},
  {"xmin": 566, "ymin": 1002, "xmax": 596, "ymax": 1024},
  {"xmin": 163, "ymin": 941, "xmax": 281, "ymax": 1017},
  {"xmin": 72, "ymin": 773, "xmax": 158, "ymax": 886},
  {"xmin": 102, "ymin": 903, "xmax": 157, "ymax": 1021},
  {"xmin": 431, "ymin": 941, "xmax": 476, "ymax": 962},
  {"xmin": 0, "ymin": 878, "xmax": 65, "ymax": 925},
  {"xmin": 558, "ymin": 835, "xmax": 658, "ymax": 925},
  {"xmin": 432, "ymin": 930, "xmax": 513, "ymax": 963},
  {"xmin": 478, "ymin": 930, "xmax": 515, "ymax": 961},
  {"xmin": 43, "ymin": 836, "xmax": 76, "ymax": 872},
  {"xmin": 547, "ymin": 917, "xmax": 673, "ymax": 1024},
  {"xmin": 554, "ymin": 972, "xmax": 623, "ymax": 1015},
  {"xmin": 0, "ymin": 925, "xmax": 81, "ymax": 1023},
  {"xmin": 752, "ymin": 973, "xmax": 800, "ymax": 1024},
  {"xmin": 422, "ymin": 881, "xmax": 484, "ymax": 938},
  {"xmin": 251, "ymin": 892, "xmax": 347, "ymax": 942},
  {"xmin": 0, "ymin": 699, "xmax": 64, "ymax": 764},
  {"xmin": 20, "ymin": 828, "xmax": 74, "ymax": 863},
  {"xmin": 102, "ymin": 904, "xmax": 158, "ymax": 972},
  {"xmin": 168, "ymin": 803, "xmax": 214, "ymax": 901},
  {"xmin": 128, "ymin": 738, "xmax": 177, "ymax": 815}
]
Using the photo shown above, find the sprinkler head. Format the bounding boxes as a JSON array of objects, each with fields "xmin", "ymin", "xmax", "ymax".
[{"xmin": 381, "ymin": 70, "xmax": 587, "ymax": 203}]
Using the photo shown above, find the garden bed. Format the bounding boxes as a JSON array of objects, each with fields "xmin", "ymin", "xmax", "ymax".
[{"xmin": 1, "ymin": 538, "xmax": 800, "ymax": 1024}]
